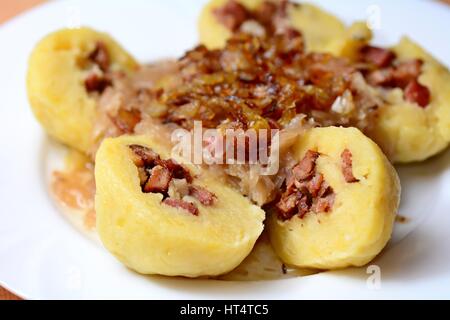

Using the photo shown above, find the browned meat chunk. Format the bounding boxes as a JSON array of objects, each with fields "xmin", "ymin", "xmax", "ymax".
[
  {"xmin": 89, "ymin": 41, "xmax": 110, "ymax": 72},
  {"xmin": 189, "ymin": 185, "xmax": 217, "ymax": 206},
  {"xmin": 213, "ymin": 0, "xmax": 249, "ymax": 31},
  {"xmin": 156, "ymin": 158, "xmax": 193, "ymax": 183},
  {"xmin": 392, "ymin": 59, "xmax": 423, "ymax": 88},
  {"xmin": 110, "ymin": 109, "xmax": 141, "ymax": 134},
  {"xmin": 292, "ymin": 150, "xmax": 319, "ymax": 181},
  {"xmin": 276, "ymin": 192, "xmax": 300, "ymax": 220},
  {"xmin": 341, "ymin": 148, "xmax": 359, "ymax": 183},
  {"xmin": 360, "ymin": 46, "xmax": 396, "ymax": 68},
  {"xmin": 366, "ymin": 68, "xmax": 395, "ymax": 87},
  {"xmin": 307, "ymin": 173, "xmax": 323, "ymax": 197},
  {"xmin": 404, "ymin": 79, "xmax": 430, "ymax": 107},
  {"xmin": 84, "ymin": 73, "xmax": 111, "ymax": 93},
  {"xmin": 129, "ymin": 145, "xmax": 159, "ymax": 167},
  {"xmin": 163, "ymin": 198, "xmax": 199, "ymax": 216},
  {"xmin": 144, "ymin": 165, "xmax": 172, "ymax": 193},
  {"xmin": 297, "ymin": 194, "xmax": 311, "ymax": 219}
]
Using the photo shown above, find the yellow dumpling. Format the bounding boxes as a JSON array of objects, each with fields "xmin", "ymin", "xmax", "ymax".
[
  {"xmin": 27, "ymin": 27, "xmax": 138, "ymax": 153},
  {"xmin": 268, "ymin": 127, "xmax": 400, "ymax": 269},
  {"xmin": 325, "ymin": 21, "xmax": 373, "ymax": 58},
  {"xmin": 288, "ymin": 2, "xmax": 346, "ymax": 52},
  {"xmin": 198, "ymin": 0, "xmax": 346, "ymax": 51},
  {"xmin": 95, "ymin": 135, "xmax": 265, "ymax": 277},
  {"xmin": 368, "ymin": 37, "xmax": 450, "ymax": 163}
]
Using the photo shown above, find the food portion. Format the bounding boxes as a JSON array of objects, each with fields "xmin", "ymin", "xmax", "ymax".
[
  {"xmin": 198, "ymin": 0, "xmax": 345, "ymax": 52},
  {"xmin": 151, "ymin": 30, "xmax": 387, "ymax": 206},
  {"xmin": 268, "ymin": 127, "xmax": 400, "ymax": 269},
  {"xmin": 364, "ymin": 37, "xmax": 450, "ymax": 162},
  {"xmin": 197, "ymin": 2, "xmax": 450, "ymax": 163},
  {"xmin": 159, "ymin": 31, "xmax": 381, "ymax": 134},
  {"xmin": 27, "ymin": 27, "xmax": 138, "ymax": 153},
  {"xmin": 28, "ymin": 0, "xmax": 450, "ymax": 280},
  {"xmin": 95, "ymin": 135, "xmax": 264, "ymax": 277},
  {"xmin": 158, "ymin": 33, "xmax": 379, "ymax": 129}
]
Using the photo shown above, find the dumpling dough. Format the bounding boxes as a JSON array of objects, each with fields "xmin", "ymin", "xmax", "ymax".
[
  {"xmin": 325, "ymin": 21, "xmax": 373, "ymax": 57},
  {"xmin": 198, "ymin": 0, "xmax": 346, "ymax": 51},
  {"xmin": 95, "ymin": 135, "xmax": 265, "ymax": 277},
  {"xmin": 368, "ymin": 37, "xmax": 450, "ymax": 163},
  {"xmin": 268, "ymin": 127, "xmax": 400, "ymax": 269},
  {"xmin": 27, "ymin": 27, "xmax": 138, "ymax": 153}
]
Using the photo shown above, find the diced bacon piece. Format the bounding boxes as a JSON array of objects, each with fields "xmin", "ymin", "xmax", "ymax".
[
  {"xmin": 163, "ymin": 198, "xmax": 199, "ymax": 216},
  {"xmin": 111, "ymin": 109, "xmax": 141, "ymax": 133},
  {"xmin": 252, "ymin": 1, "xmax": 277, "ymax": 26},
  {"xmin": 189, "ymin": 185, "xmax": 217, "ymax": 206},
  {"xmin": 341, "ymin": 148, "xmax": 359, "ymax": 183},
  {"xmin": 89, "ymin": 42, "xmax": 110, "ymax": 71},
  {"xmin": 360, "ymin": 46, "xmax": 396, "ymax": 68},
  {"xmin": 307, "ymin": 173, "xmax": 324, "ymax": 197},
  {"xmin": 129, "ymin": 145, "xmax": 159, "ymax": 166},
  {"xmin": 366, "ymin": 68, "xmax": 395, "ymax": 87},
  {"xmin": 404, "ymin": 79, "xmax": 430, "ymax": 107},
  {"xmin": 392, "ymin": 59, "xmax": 423, "ymax": 88},
  {"xmin": 156, "ymin": 158, "xmax": 193, "ymax": 183},
  {"xmin": 276, "ymin": 192, "xmax": 299, "ymax": 220},
  {"xmin": 318, "ymin": 182, "xmax": 332, "ymax": 198},
  {"xmin": 297, "ymin": 194, "xmax": 311, "ymax": 219},
  {"xmin": 213, "ymin": 0, "xmax": 249, "ymax": 31},
  {"xmin": 85, "ymin": 73, "xmax": 111, "ymax": 93},
  {"xmin": 292, "ymin": 150, "xmax": 319, "ymax": 181},
  {"xmin": 144, "ymin": 165, "xmax": 172, "ymax": 193}
]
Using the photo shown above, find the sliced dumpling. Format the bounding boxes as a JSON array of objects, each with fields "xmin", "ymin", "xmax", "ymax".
[
  {"xmin": 268, "ymin": 127, "xmax": 400, "ymax": 269},
  {"xmin": 198, "ymin": 0, "xmax": 346, "ymax": 51},
  {"xmin": 27, "ymin": 27, "xmax": 138, "ymax": 153},
  {"xmin": 95, "ymin": 135, "xmax": 265, "ymax": 277},
  {"xmin": 362, "ymin": 37, "xmax": 450, "ymax": 162}
]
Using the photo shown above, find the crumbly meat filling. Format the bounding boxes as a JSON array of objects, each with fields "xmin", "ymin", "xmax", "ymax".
[
  {"xmin": 275, "ymin": 150, "xmax": 335, "ymax": 220},
  {"xmin": 275, "ymin": 148, "xmax": 361, "ymax": 220},
  {"xmin": 84, "ymin": 42, "xmax": 113, "ymax": 93},
  {"xmin": 358, "ymin": 45, "xmax": 430, "ymax": 107},
  {"xmin": 129, "ymin": 144, "xmax": 216, "ymax": 215}
]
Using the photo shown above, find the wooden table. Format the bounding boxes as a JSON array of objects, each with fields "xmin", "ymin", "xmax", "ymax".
[{"xmin": 0, "ymin": 0, "xmax": 449, "ymax": 300}]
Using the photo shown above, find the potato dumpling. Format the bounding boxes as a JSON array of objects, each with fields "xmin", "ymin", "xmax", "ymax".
[
  {"xmin": 198, "ymin": 0, "xmax": 346, "ymax": 51},
  {"xmin": 268, "ymin": 127, "xmax": 400, "ymax": 269},
  {"xmin": 368, "ymin": 37, "xmax": 450, "ymax": 163},
  {"xmin": 95, "ymin": 135, "xmax": 265, "ymax": 277},
  {"xmin": 27, "ymin": 27, "xmax": 138, "ymax": 153},
  {"xmin": 287, "ymin": 2, "xmax": 346, "ymax": 52}
]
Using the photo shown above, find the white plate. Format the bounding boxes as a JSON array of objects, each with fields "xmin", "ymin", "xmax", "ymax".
[{"xmin": 1, "ymin": 0, "xmax": 449, "ymax": 299}]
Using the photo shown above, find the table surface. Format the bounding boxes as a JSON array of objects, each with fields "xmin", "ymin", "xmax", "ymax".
[{"xmin": 1, "ymin": 0, "xmax": 449, "ymax": 300}]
